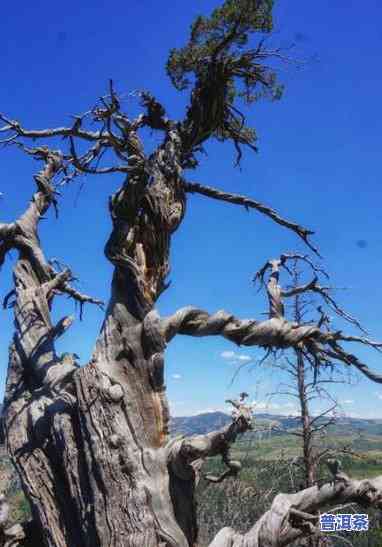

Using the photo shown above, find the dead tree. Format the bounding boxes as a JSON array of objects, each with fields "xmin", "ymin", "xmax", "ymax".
[
  {"xmin": 253, "ymin": 262, "xmax": 369, "ymax": 547},
  {"xmin": 1, "ymin": 1, "xmax": 382, "ymax": 546},
  {"xmin": 259, "ymin": 261, "xmax": 360, "ymax": 492}
]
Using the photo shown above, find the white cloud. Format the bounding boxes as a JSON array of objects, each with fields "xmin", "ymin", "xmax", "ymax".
[
  {"xmin": 340, "ymin": 399, "xmax": 354, "ymax": 405},
  {"xmin": 220, "ymin": 351, "xmax": 252, "ymax": 364},
  {"xmin": 221, "ymin": 351, "xmax": 235, "ymax": 359},
  {"xmin": 171, "ymin": 374, "xmax": 182, "ymax": 380},
  {"xmin": 196, "ymin": 406, "xmax": 230, "ymax": 415},
  {"xmin": 251, "ymin": 399, "xmax": 299, "ymax": 416},
  {"xmin": 375, "ymin": 392, "xmax": 382, "ymax": 400}
]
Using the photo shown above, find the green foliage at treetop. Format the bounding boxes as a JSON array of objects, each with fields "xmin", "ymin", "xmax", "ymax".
[{"xmin": 166, "ymin": 0, "xmax": 285, "ymax": 163}]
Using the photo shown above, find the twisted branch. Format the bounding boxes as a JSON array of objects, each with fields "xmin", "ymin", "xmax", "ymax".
[
  {"xmin": 208, "ymin": 462, "xmax": 382, "ymax": 547},
  {"xmin": 162, "ymin": 252, "xmax": 382, "ymax": 386},
  {"xmin": 160, "ymin": 308, "xmax": 382, "ymax": 384}
]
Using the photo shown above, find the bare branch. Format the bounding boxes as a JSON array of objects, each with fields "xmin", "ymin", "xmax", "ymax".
[
  {"xmin": 60, "ymin": 282, "xmax": 104, "ymax": 320},
  {"xmin": 309, "ymin": 284, "xmax": 367, "ymax": 334},
  {"xmin": 208, "ymin": 468, "xmax": 382, "ymax": 547},
  {"xmin": 0, "ymin": 86, "xmax": 150, "ymax": 180},
  {"xmin": 0, "ymin": 113, "xmax": 101, "ymax": 142},
  {"xmin": 169, "ymin": 395, "xmax": 252, "ymax": 483},
  {"xmin": 0, "ymin": 149, "xmax": 64, "ymax": 280},
  {"xmin": 309, "ymin": 403, "xmax": 337, "ymax": 427},
  {"xmin": 44, "ymin": 265, "xmax": 104, "ymax": 319},
  {"xmin": 184, "ymin": 181, "xmax": 319, "ymax": 254},
  {"xmin": 337, "ymin": 333, "xmax": 382, "ymax": 351},
  {"xmin": 68, "ymin": 137, "xmax": 131, "ymax": 175},
  {"xmin": 253, "ymin": 253, "xmax": 326, "ymax": 294},
  {"xmin": 254, "ymin": 253, "xmax": 369, "ymax": 335},
  {"xmin": 324, "ymin": 342, "xmax": 382, "ymax": 383}
]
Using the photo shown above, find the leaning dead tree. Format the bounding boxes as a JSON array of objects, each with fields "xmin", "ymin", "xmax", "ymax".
[{"xmin": 1, "ymin": 1, "xmax": 382, "ymax": 546}]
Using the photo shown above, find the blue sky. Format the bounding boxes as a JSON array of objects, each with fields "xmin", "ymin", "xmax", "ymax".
[{"xmin": 1, "ymin": 1, "xmax": 382, "ymax": 418}]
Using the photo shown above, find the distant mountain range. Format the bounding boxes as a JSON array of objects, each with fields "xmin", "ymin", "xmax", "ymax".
[
  {"xmin": 1, "ymin": 409, "xmax": 381, "ymax": 446},
  {"xmin": 170, "ymin": 411, "xmax": 382, "ymax": 437}
]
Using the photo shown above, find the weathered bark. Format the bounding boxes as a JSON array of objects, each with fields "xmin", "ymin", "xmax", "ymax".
[
  {"xmin": 0, "ymin": 26, "xmax": 381, "ymax": 543},
  {"xmin": 1, "ymin": 117, "xmax": 257, "ymax": 547},
  {"xmin": 2, "ymin": 159, "xmax": 382, "ymax": 546},
  {"xmin": 3, "ymin": 162, "xmax": 382, "ymax": 547},
  {"xmin": 4, "ymin": 291, "xmax": 251, "ymax": 547},
  {"xmin": 2, "ymin": 137, "xmax": 198, "ymax": 546}
]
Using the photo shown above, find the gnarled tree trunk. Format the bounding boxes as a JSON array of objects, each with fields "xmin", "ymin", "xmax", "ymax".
[
  {"xmin": 2, "ymin": 6, "xmax": 382, "ymax": 542},
  {"xmin": 2, "ymin": 134, "xmax": 205, "ymax": 547},
  {"xmin": 3, "ymin": 150, "xmax": 382, "ymax": 547}
]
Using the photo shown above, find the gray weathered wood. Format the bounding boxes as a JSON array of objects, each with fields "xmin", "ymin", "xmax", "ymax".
[{"xmin": 1, "ymin": 11, "xmax": 382, "ymax": 544}]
